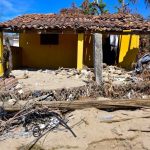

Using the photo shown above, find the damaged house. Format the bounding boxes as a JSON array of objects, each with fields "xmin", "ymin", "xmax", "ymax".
[{"xmin": 0, "ymin": 10, "xmax": 150, "ymax": 84}]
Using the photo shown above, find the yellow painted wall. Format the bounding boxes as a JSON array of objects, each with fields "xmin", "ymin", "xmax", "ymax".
[
  {"xmin": 0, "ymin": 32, "xmax": 3, "ymax": 76},
  {"xmin": 77, "ymin": 33, "xmax": 84, "ymax": 70},
  {"xmin": 20, "ymin": 33, "xmax": 94, "ymax": 69},
  {"xmin": 20, "ymin": 33, "xmax": 78, "ymax": 69},
  {"xmin": 119, "ymin": 34, "xmax": 139, "ymax": 69},
  {"xmin": 83, "ymin": 33, "xmax": 140, "ymax": 69},
  {"xmin": 19, "ymin": 32, "xmax": 139, "ymax": 69}
]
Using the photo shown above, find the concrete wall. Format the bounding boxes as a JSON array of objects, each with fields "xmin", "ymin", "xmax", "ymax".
[
  {"xmin": 20, "ymin": 33, "xmax": 78, "ymax": 69},
  {"xmin": 19, "ymin": 32, "xmax": 139, "ymax": 70},
  {"xmin": 20, "ymin": 33, "xmax": 94, "ymax": 69}
]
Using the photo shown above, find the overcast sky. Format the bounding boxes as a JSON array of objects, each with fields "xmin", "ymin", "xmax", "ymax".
[{"xmin": 0, "ymin": 0, "xmax": 149, "ymax": 21}]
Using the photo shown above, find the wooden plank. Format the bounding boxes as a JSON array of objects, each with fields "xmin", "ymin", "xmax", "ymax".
[
  {"xmin": 1, "ymin": 99, "xmax": 150, "ymax": 112},
  {"xmin": 93, "ymin": 33, "xmax": 103, "ymax": 85}
]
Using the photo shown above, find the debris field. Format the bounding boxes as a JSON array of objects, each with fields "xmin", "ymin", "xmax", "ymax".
[
  {"xmin": 1, "ymin": 108, "xmax": 150, "ymax": 150},
  {"xmin": 0, "ymin": 61, "xmax": 149, "ymax": 102},
  {"xmin": 0, "ymin": 52, "xmax": 149, "ymax": 150}
]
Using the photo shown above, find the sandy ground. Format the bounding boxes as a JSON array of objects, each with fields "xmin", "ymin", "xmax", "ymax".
[
  {"xmin": 1, "ymin": 107, "xmax": 150, "ymax": 150},
  {"xmin": 12, "ymin": 69, "xmax": 86, "ymax": 91}
]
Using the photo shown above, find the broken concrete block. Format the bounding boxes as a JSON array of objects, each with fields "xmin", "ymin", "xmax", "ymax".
[
  {"xmin": 15, "ymin": 84, "xmax": 23, "ymax": 90},
  {"xmin": 18, "ymin": 89, "xmax": 24, "ymax": 94},
  {"xmin": 114, "ymin": 70, "xmax": 122, "ymax": 75},
  {"xmin": 112, "ymin": 80, "xmax": 124, "ymax": 86},
  {"xmin": 81, "ymin": 69, "xmax": 89, "ymax": 76},
  {"xmin": 8, "ymin": 99, "xmax": 17, "ymax": 105}
]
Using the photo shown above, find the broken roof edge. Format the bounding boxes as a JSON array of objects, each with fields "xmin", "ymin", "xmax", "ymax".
[
  {"xmin": 0, "ymin": 13, "xmax": 150, "ymax": 33},
  {"xmin": 2, "ymin": 29, "xmax": 150, "ymax": 36}
]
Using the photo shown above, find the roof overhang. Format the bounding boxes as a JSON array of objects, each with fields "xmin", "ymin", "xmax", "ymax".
[{"xmin": 0, "ymin": 13, "xmax": 150, "ymax": 34}]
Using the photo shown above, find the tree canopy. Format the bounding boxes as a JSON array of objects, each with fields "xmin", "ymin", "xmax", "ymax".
[{"xmin": 81, "ymin": 0, "xmax": 108, "ymax": 15}]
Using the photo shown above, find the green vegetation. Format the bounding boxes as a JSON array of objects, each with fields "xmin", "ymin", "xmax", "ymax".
[
  {"xmin": 80, "ymin": 0, "xmax": 150, "ymax": 15},
  {"xmin": 81, "ymin": 0, "xmax": 108, "ymax": 15}
]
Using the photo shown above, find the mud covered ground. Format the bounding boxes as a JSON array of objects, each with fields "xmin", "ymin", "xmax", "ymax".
[{"xmin": 1, "ymin": 107, "xmax": 150, "ymax": 150}]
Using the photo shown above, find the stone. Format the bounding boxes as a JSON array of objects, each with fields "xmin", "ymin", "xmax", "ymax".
[
  {"xmin": 18, "ymin": 89, "xmax": 24, "ymax": 94},
  {"xmin": 81, "ymin": 69, "xmax": 89, "ymax": 76},
  {"xmin": 102, "ymin": 72, "xmax": 108, "ymax": 77},
  {"xmin": 112, "ymin": 80, "xmax": 123, "ymax": 86},
  {"xmin": 103, "ymin": 63, "xmax": 107, "ymax": 68},
  {"xmin": 68, "ymin": 94, "xmax": 74, "ymax": 101},
  {"xmin": 75, "ymin": 75, "xmax": 79, "ymax": 79},
  {"xmin": 43, "ymin": 69, "xmax": 49, "ymax": 73},
  {"xmin": 96, "ymin": 97, "xmax": 111, "ymax": 101},
  {"xmin": 23, "ymin": 73, "xmax": 29, "ymax": 79},
  {"xmin": 103, "ymin": 77, "xmax": 109, "ymax": 83},
  {"xmin": 37, "ymin": 69, "xmax": 42, "ymax": 72},
  {"xmin": 8, "ymin": 99, "xmax": 17, "ymax": 105},
  {"xmin": 51, "ymin": 71, "xmax": 56, "ymax": 75},
  {"xmin": 15, "ymin": 84, "xmax": 23, "ymax": 90},
  {"xmin": 114, "ymin": 70, "xmax": 122, "ymax": 75},
  {"xmin": 142, "ymin": 95, "xmax": 149, "ymax": 99}
]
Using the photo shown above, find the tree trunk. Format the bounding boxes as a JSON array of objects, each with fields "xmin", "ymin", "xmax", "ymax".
[{"xmin": 2, "ymin": 99, "xmax": 150, "ymax": 112}]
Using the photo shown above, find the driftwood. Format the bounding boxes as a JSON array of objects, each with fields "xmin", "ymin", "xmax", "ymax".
[
  {"xmin": 100, "ymin": 114, "xmax": 150, "ymax": 123},
  {"xmin": 1, "ymin": 99, "xmax": 150, "ymax": 112},
  {"xmin": 128, "ymin": 129, "xmax": 150, "ymax": 132}
]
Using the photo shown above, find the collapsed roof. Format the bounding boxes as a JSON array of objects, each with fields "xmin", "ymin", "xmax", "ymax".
[{"xmin": 0, "ymin": 13, "xmax": 150, "ymax": 33}]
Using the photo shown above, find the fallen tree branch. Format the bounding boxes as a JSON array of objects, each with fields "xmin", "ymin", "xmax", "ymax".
[
  {"xmin": 100, "ymin": 114, "xmax": 150, "ymax": 123},
  {"xmin": 128, "ymin": 129, "xmax": 150, "ymax": 132},
  {"xmin": 0, "ymin": 99, "xmax": 150, "ymax": 112}
]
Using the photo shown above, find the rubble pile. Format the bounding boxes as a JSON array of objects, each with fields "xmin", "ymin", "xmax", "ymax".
[
  {"xmin": 0, "ymin": 68, "xmax": 97, "ymax": 101},
  {"xmin": 0, "ymin": 77, "xmax": 18, "ymax": 91},
  {"xmin": 36, "ymin": 67, "xmax": 94, "ymax": 81},
  {"xmin": 0, "ymin": 61, "xmax": 149, "ymax": 101},
  {"xmin": 0, "ymin": 81, "xmax": 102, "ymax": 101},
  {"xmin": 28, "ymin": 82, "xmax": 100, "ymax": 101},
  {"xmin": 136, "ymin": 62, "xmax": 150, "ymax": 81},
  {"xmin": 103, "ymin": 64, "xmax": 150, "ymax": 99},
  {"xmin": 140, "ymin": 35, "xmax": 150, "ymax": 55}
]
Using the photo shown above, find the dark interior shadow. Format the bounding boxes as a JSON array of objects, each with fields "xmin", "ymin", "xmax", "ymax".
[{"xmin": 103, "ymin": 35, "xmax": 119, "ymax": 65}]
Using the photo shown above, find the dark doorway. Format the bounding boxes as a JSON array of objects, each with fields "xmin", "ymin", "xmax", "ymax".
[{"xmin": 102, "ymin": 34, "xmax": 119, "ymax": 65}]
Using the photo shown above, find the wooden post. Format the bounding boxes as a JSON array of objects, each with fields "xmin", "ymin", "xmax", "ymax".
[
  {"xmin": 77, "ymin": 33, "xmax": 84, "ymax": 70},
  {"xmin": 0, "ymin": 31, "xmax": 3, "ymax": 76},
  {"xmin": 93, "ymin": 33, "xmax": 103, "ymax": 85}
]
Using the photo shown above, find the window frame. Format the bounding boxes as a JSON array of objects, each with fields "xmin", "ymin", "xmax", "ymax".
[{"xmin": 40, "ymin": 34, "xmax": 59, "ymax": 45}]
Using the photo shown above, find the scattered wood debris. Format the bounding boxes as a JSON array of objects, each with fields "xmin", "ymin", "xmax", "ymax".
[
  {"xmin": 0, "ymin": 77, "xmax": 18, "ymax": 91},
  {"xmin": 0, "ymin": 63, "xmax": 149, "ymax": 102},
  {"xmin": 0, "ymin": 104, "xmax": 76, "ymax": 149}
]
